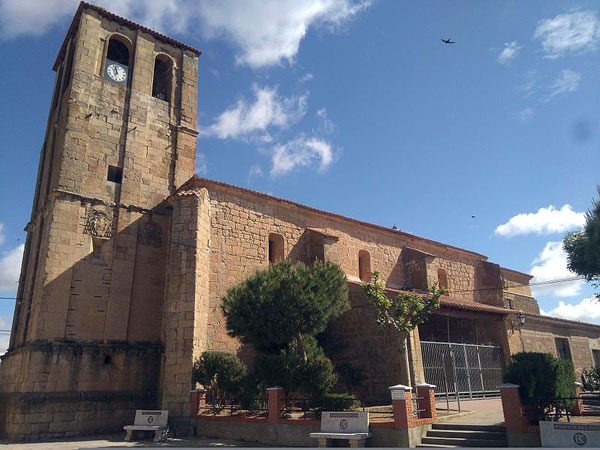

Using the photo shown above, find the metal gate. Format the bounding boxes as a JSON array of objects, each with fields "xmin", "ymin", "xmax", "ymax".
[{"xmin": 420, "ymin": 341, "xmax": 505, "ymax": 398}]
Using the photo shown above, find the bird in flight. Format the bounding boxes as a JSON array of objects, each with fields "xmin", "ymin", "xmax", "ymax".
[{"xmin": 441, "ymin": 38, "xmax": 456, "ymax": 44}]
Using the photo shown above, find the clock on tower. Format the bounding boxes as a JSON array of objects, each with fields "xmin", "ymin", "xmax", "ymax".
[{"xmin": 104, "ymin": 59, "xmax": 128, "ymax": 85}]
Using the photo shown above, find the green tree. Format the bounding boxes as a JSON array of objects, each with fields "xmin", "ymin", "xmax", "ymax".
[
  {"xmin": 252, "ymin": 335, "xmax": 337, "ymax": 400},
  {"xmin": 361, "ymin": 271, "xmax": 446, "ymax": 384},
  {"xmin": 361, "ymin": 271, "xmax": 446, "ymax": 333},
  {"xmin": 192, "ymin": 351, "xmax": 247, "ymax": 408},
  {"xmin": 221, "ymin": 260, "xmax": 349, "ymax": 360},
  {"xmin": 564, "ymin": 186, "xmax": 600, "ymax": 300}
]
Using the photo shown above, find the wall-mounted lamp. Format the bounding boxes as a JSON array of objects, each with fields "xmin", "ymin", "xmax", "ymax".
[{"xmin": 517, "ymin": 311, "xmax": 526, "ymax": 327}]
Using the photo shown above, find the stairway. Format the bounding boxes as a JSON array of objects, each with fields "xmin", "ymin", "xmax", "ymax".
[{"xmin": 418, "ymin": 423, "xmax": 507, "ymax": 447}]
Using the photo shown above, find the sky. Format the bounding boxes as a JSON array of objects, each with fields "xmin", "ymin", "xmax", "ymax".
[{"xmin": 0, "ymin": 0, "xmax": 599, "ymax": 353}]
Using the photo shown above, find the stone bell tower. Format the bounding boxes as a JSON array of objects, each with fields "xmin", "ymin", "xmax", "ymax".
[{"xmin": 0, "ymin": 2, "xmax": 200, "ymax": 440}]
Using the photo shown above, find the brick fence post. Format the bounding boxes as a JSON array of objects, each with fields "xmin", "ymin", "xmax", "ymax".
[
  {"xmin": 570, "ymin": 382, "xmax": 584, "ymax": 416},
  {"xmin": 190, "ymin": 389, "xmax": 206, "ymax": 417},
  {"xmin": 416, "ymin": 383, "xmax": 436, "ymax": 420},
  {"xmin": 389, "ymin": 384, "xmax": 414, "ymax": 429},
  {"xmin": 500, "ymin": 383, "xmax": 525, "ymax": 432},
  {"xmin": 267, "ymin": 386, "xmax": 285, "ymax": 424}
]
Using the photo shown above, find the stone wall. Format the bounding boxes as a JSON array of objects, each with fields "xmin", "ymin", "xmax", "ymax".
[
  {"xmin": 506, "ymin": 316, "xmax": 600, "ymax": 377},
  {"xmin": 194, "ymin": 181, "xmax": 494, "ymax": 357},
  {"xmin": 0, "ymin": 341, "xmax": 160, "ymax": 440}
]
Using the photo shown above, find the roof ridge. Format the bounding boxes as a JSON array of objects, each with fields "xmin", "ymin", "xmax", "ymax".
[{"xmin": 173, "ymin": 176, "xmax": 490, "ymax": 261}]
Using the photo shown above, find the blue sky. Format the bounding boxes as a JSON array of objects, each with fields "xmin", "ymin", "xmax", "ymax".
[{"xmin": 0, "ymin": 0, "xmax": 599, "ymax": 348}]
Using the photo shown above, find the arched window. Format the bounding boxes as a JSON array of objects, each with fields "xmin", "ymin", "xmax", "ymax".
[
  {"xmin": 152, "ymin": 55, "xmax": 173, "ymax": 102},
  {"xmin": 358, "ymin": 250, "xmax": 371, "ymax": 282},
  {"xmin": 437, "ymin": 268, "xmax": 449, "ymax": 289},
  {"xmin": 104, "ymin": 36, "xmax": 130, "ymax": 85},
  {"xmin": 268, "ymin": 233, "xmax": 284, "ymax": 263}
]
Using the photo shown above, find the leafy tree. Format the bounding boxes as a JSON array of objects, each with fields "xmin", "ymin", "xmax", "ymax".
[
  {"xmin": 361, "ymin": 271, "xmax": 446, "ymax": 385},
  {"xmin": 361, "ymin": 271, "xmax": 446, "ymax": 333},
  {"xmin": 221, "ymin": 260, "xmax": 349, "ymax": 360},
  {"xmin": 564, "ymin": 186, "xmax": 600, "ymax": 300},
  {"xmin": 192, "ymin": 351, "xmax": 247, "ymax": 408},
  {"xmin": 252, "ymin": 335, "xmax": 337, "ymax": 400}
]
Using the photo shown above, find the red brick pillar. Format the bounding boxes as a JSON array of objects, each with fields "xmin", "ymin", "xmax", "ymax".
[
  {"xmin": 190, "ymin": 389, "xmax": 206, "ymax": 417},
  {"xmin": 416, "ymin": 383, "xmax": 436, "ymax": 420},
  {"xmin": 570, "ymin": 382, "xmax": 584, "ymax": 416},
  {"xmin": 390, "ymin": 384, "xmax": 414, "ymax": 429},
  {"xmin": 267, "ymin": 386, "xmax": 286, "ymax": 424},
  {"xmin": 500, "ymin": 383, "xmax": 524, "ymax": 432}
]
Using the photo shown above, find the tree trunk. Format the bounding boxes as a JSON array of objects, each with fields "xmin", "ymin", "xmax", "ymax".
[
  {"xmin": 399, "ymin": 332, "xmax": 412, "ymax": 387},
  {"xmin": 295, "ymin": 332, "xmax": 307, "ymax": 362}
]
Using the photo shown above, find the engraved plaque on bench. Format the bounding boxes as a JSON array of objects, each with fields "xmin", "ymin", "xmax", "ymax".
[{"xmin": 321, "ymin": 411, "xmax": 369, "ymax": 434}]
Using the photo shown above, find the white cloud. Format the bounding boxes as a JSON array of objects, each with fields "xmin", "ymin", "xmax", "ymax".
[
  {"xmin": 198, "ymin": 0, "xmax": 372, "ymax": 67},
  {"xmin": 497, "ymin": 41, "xmax": 521, "ymax": 65},
  {"xmin": 270, "ymin": 136, "xmax": 335, "ymax": 177},
  {"xmin": 0, "ymin": 316, "xmax": 10, "ymax": 355},
  {"xmin": 0, "ymin": 223, "xmax": 5, "ymax": 246},
  {"xmin": 519, "ymin": 70, "xmax": 540, "ymax": 98},
  {"xmin": 1, "ymin": 1, "xmax": 372, "ymax": 67},
  {"xmin": 201, "ymin": 85, "xmax": 307, "ymax": 141},
  {"xmin": 514, "ymin": 108, "xmax": 534, "ymax": 123},
  {"xmin": 534, "ymin": 11, "xmax": 600, "ymax": 59},
  {"xmin": 541, "ymin": 296, "xmax": 600, "ymax": 323},
  {"xmin": 315, "ymin": 108, "xmax": 335, "ymax": 134},
  {"xmin": 195, "ymin": 152, "xmax": 208, "ymax": 176},
  {"xmin": 530, "ymin": 241, "xmax": 584, "ymax": 298},
  {"xmin": 0, "ymin": 0, "xmax": 194, "ymax": 39},
  {"xmin": 301, "ymin": 73, "xmax": 314, "ymax": 82},
  {"xmin": 0, "ymin": 244, "xmax": 24, "ymax": 292},
  {"xmin": 248, "ymin": 165, "xmax": 264, "ymax": 179},
  {"xmin": 495, "ymin": 204, "xmax": 585, "ymax": 237},
  {"xmin": 544, "ymin": 69, "xmax": 581, "ymax": 102}
]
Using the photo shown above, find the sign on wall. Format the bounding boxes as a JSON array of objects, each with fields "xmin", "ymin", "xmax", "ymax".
[{"xmin": 540, "ymin": 421, "xmax": 600, "ymax": 447}]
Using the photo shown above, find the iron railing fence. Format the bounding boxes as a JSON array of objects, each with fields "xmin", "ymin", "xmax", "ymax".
[{"xmin": 421, "ymin": 341, "xmax": 504, "ymax": 399}]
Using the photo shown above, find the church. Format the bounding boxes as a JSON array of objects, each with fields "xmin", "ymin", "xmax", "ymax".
[{"xmin": 1, "ymin": 2, "xmax": 599, "ymax": 441}]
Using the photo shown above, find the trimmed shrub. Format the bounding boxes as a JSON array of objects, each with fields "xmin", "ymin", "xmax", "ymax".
[
  {"xmin": 193, "ymin": 351, "xmax": 247, "ymax": 407},
  {"xmin": 504, "ymin": 352, "xmax": 576, "ymax": 421},
  {"xmin": 313, "ymin": 392, "xmax": 358, "ymax": 411},
  {"xmin": 336, "ymin": 361, "xmax": 366, "ymax": 394},
  {"xmin": 252, "ymin": 335, "xmax": 337, "ymax": 401}
]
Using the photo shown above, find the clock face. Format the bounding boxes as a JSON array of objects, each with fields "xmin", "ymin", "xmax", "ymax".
[{"xmin": 106, "ymin": 63, "xmax": 127, "ymax": 83}]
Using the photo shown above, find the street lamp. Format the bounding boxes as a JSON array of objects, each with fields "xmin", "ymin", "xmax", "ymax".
[{"xmin": 517, "ymin": 311, "xmax": 526, "ymax": 327}]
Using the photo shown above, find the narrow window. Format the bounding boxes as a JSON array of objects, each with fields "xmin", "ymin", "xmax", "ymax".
[
  {"xmin": 555, "ymin": 338, "xmax": 572, "ymax": 361},
  {"xmin": 152, "ymin": 55, "xmax": 173, "ymax": 102},
  {"xmin": 268, "ymin": 233, "xmax": 284, "ymax": 263},
  {"xmin": 593, "ymin": 349, "xmax": 600, "ymax": 368},
  {"xmin": 107, "ymin": 165, "xmax": 123, "ymax": 183},
  {"xmin": 62, "ymin": 38, "xmax": 76, "ymax": 94},
  {"xmin": 358, "ymin": 250, "xmax": 371, "ymax": 282},
  {"xmin": 505, "ymin": 298, "xmax": 513, "ymax": 309},
  {"xmin": 437, "ymin": 268, "xmax": 449, "ymax": 289},
  {"xmin": 104, "ymin": 37, "xmax": 130, "ymax": 85}
]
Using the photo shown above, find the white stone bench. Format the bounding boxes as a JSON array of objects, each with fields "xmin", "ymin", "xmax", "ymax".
[
  {"xmin": 124, "ymin": 410, "xmax": 169, "ymax": 442},
  {"xmin": 310, "ymin": 411, "xmax": 371, "ymax": 447}
]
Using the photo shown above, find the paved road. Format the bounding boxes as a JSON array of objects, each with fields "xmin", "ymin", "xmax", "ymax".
[{"xmin": 0, "ymin": 434, "xmax": 269, "ymax": 449}]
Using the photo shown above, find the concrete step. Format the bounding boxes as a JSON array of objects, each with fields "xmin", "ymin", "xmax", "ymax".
[
  {"xmin": 421, "ymin": 436, "xmax": 507, "ymax": 447},
  {"xmin": 417, "ymin": 444, "xmax": 459, "ymax": 448},
  {"xmin": 432, "ymin": 423, "xmax": 506, "ymax": 432},
  {"xmin": 428, "ymin": 429, "xmax": 507, "ymax": 441}
]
